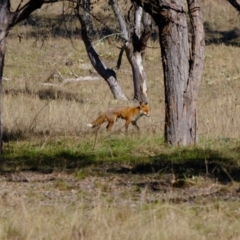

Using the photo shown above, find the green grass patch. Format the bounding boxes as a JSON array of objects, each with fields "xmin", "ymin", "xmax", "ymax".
[{"xmin": 3, "ymin": 135, "xmax": 240, "ymax": 182}]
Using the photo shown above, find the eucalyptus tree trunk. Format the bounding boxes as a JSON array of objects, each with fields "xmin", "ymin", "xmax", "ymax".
[
  {"xmin": 125, "ymin": 6, "xmax": 151, "ymax": 103},
  {"xmin": 110, "ymin": 0, "xmax": 151, "ymax": 103},
  {"xmin": 132, "ymin": 0, "xmax": 205, "ymax": 145},
  {"xmin": 185, "ymin": 0, "xmax": 205, "ymax": 144}
]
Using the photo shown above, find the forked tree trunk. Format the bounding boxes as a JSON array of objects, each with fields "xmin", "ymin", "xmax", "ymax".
[
  {"xmin": 125, "ymin": 7, "xmax": 151, "ymax": 103},
  {"xmin": 132, "ymin": 0, "xmax": 205, "ymax": 145},
  {"xmin": 110, "ymin": 0, "xmax": 151, "ymax": 103}
]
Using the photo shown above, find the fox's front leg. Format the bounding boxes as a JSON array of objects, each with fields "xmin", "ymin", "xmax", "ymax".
[
  {"xmin": 131, "ymin": 113, "xmax": 142, "ymax": 131},
  {"xmin": 131, "ymin": 120, "xmax": 140, "ymax": 130}
]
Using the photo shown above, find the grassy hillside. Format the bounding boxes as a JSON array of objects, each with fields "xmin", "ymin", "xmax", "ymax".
[{"xmin": 1, "ymin": 0, "xmax": 240, "ymax": 239}]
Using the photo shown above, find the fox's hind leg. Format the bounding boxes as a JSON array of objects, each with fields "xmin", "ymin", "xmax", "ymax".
[
  {"xmin": 106, "ymin": 117, "xmax": 117, "ymax": 131},
  {"xmin": 105, "ymin": 114, "xmax": 116, "ymax": 132},
  {"xmin": 125, "ymin": 118, "xmax": 132, "ymax": 133},
  {"xmin": 106, "ymin": 121, "xmax": 114, "ymax": 131}
]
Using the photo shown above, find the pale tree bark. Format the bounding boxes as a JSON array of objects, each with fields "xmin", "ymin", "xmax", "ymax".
[
  {"xmin": 132, "ymin": 0, "xmax": 205, "ymax": 146},
  {"xmin": 109, "ymin": 0, "xmax": 152, "ymax": 103},
  {"xmin": 75, "ymin": 0, "xmax": 128, "ymax": 100}
]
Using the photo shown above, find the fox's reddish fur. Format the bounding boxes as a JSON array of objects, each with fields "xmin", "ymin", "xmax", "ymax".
[{"xmin": 87, "ymin": 103, "xmax": 150, "ymax": 131}]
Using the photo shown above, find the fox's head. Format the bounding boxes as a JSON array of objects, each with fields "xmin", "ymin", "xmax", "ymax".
[{"xmin": 139, "ymin": 102, "xmax": 150, "ymax": 117}]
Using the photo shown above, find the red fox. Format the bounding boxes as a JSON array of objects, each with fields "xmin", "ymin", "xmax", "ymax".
[{"xmin": 87, "ymin": 102, "xmax": 150, "ymax": 132}]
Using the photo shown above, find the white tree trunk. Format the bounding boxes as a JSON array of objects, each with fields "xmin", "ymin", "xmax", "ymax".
[{"xmin": 110, "ymin": 0, "xmax": 151, "ymax": 103}]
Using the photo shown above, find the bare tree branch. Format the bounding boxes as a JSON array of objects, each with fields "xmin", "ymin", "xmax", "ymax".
[
  {"xmin": 116, "ymin": 46, "xmax": 124, "ymax": 70},
  {"xmin": 227, "ymin": 0, "xmax": 240, "ymax": 12},
  {"xmin": 109, "ymin": 0, "xmax": 129, "ymax": 43},
  {"xmin": 11, "ymin": 0, "xmax": 61, "ymax": 27},
  {"xmin": 135, "ymin": 5, "xmax": 143, "ymax": 38},
  {"xmin": 75, "ymin": 1, "xmax": 128, "ymax": 100}
]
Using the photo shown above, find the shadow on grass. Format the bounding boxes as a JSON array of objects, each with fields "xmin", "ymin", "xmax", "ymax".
[
  {"xmin": 109, "ymin": 148, "xmax": 240, "ymax": 184},
  {"xmin": 3, "ymin": 143, "xmax": 240, "ymax": 184},
  {"xmin": 205, "ymin": 22, "xmax": 240, "ymax": 46},
  {"xmin": 3, "ymin": 150, "xmax": 96, "ymax": 173},
  {"xmin": 15, "ymin": 17, "xmax": 240, "ymax": 47}
]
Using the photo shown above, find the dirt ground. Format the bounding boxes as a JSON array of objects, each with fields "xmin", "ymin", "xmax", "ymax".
[{"xmin": 1, "ymin": 168, "xmax": 240, "ymax": 207}]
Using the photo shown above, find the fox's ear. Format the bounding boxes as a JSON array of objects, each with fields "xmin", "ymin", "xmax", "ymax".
[
  {"xmin": 137, "ymin": 106, "xmax": 141, "ymax": 109},
  {"xmin": 140, "ymin": 102, "xmax": 148, "ymax": 106}
]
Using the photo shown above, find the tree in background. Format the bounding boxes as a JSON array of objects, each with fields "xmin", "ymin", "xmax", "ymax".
[
  {"xmin": 0, "ymin": 0, "xmax": 152, "ymax": 166},
  {"xmin": 0, "ymin": 0, "xmax": 205, "ymax": 168},
  {"xmin": 132, "ymin": 0, "xmax": 205, "ymax": 146},
  {"xmin": 75, "ymin": 0, "xmax": 152, "ymax": 103}
]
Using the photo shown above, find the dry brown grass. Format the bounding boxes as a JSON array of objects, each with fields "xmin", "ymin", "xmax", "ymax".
[
  {"xmin": 2, "ymin": 173, "xmax": 240, "ymax": 239},
  {"xmin": 2, "ymin": 1, "xmax": 240, "ymax": 239},
  {"xmin": 1, "ymin": 172, "xmax": 240, "ymax": 240},
  {"xmin": 4, "ymin": 35, "xmax": 164, "ymax": 138},
  {"xmin": 3, "ymin": 0, "xmax": 240, "ymax": 140},
  {"xmin": 4, "ymin": 38, "xmax": 240, "ymax": 140}
]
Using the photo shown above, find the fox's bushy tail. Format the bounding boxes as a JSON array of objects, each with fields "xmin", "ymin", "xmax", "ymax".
[{"xmin": 87, "ymin": 113, "xmax": 106, "ymax": 128}]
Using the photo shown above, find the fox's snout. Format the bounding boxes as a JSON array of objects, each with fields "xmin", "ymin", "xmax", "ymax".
[{"xmin": 141, "ymin": 110, "xmax": 150, "ymax": 117}]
